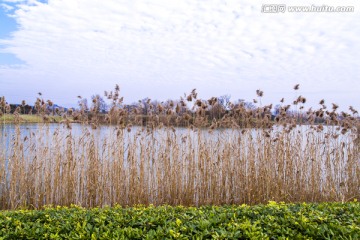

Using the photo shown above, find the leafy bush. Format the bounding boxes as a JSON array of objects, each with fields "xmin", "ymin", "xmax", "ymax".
[{"xmin": 0, "ymin": 201, "xmax": 359, "ymax": 239}]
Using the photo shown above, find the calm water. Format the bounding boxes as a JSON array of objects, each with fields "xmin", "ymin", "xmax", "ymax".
[
  {"xmin": 0, "ymin": 122, "xmax": 352, "ymax": 148},
  {"xmin": 0, "ymin": 122, "xmax": 354, "ymax": 170}
]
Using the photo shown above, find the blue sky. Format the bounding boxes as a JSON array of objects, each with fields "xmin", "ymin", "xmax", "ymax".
[
  {"xmin": 0, "ymin": 1, "xmax": 16, "ymax": 38},
  {"xmin": 0, "ymin": 0, "xmax": 359, "ymax": 111},
  {"xmin": 0, "ymin": 1, "xmax": 23, "ymax": 65}
]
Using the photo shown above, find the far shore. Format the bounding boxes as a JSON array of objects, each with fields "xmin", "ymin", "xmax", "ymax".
[{"xmin": 0, "ymin": 114, "xmax": 65, "ymax": 124}]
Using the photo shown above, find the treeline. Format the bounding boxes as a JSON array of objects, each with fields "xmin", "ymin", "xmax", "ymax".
[
  {"xmin": 1, "ymin": 85, "xmax": 359, "ymax": 129},
  {"xmin": 5, "ymin": 104, "xmax": 33, "ymax": 114}
]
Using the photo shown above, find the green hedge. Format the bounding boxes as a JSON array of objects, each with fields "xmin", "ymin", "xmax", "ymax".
[{"xmin": 0, "ymin": 201, "xmax": 359, "ymax": 239}]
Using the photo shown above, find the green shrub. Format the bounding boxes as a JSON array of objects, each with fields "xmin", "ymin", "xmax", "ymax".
[{"xmin": 0, "ymin": 201, "xmax": 359, "ymax": 239}]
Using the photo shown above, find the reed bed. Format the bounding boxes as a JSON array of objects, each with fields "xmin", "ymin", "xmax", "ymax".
[{"xmin": 0, "ymin": 86, "xmax": 359, "ymax": 209}]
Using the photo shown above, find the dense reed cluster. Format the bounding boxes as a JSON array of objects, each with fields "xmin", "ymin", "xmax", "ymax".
[{"xmin": 0, "ymin": 85, "xmax": 359, "ymax": 209}]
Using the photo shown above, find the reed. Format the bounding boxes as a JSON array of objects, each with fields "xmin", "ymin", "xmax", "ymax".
[{"xmin": 0, "ymin": 86, "xmax": 359, "ymax": 209}]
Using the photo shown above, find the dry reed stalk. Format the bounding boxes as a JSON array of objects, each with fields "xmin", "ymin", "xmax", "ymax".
[
  {"xmin": 0, "ymin": 123, "xmax": 359, "ymax": 209},
  {"xmin": 0, "ymin": 88, "xmax": 359, "ymax": 209}
]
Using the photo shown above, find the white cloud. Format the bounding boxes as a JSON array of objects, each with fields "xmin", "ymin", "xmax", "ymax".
[{"xmin": 0, "ymin": 0, "xmax": 360, "ymax": 110}]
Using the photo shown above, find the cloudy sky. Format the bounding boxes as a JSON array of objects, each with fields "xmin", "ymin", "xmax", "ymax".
[{"xmin": 0, "ymin": 0, "xmax": 359, "ymax": 110}]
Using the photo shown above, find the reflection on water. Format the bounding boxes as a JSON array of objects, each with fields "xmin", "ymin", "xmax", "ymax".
[
  {"xmin": 1, "ymin": 122, "xmax": 355, "ymax": 172},
  {"xmin": 0, "ymin": 122, "xmax": 354, "ymax": 155}
]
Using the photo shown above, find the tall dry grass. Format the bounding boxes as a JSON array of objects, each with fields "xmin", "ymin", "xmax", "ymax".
[{"xmin": 0, "ymin": 86, "xmax": 359, "ymax": 209}]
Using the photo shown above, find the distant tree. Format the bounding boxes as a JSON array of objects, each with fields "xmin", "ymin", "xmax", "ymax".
[
  {"xmin": 274, "ymin": 104, "xmax": 282, "ymax": 115},
  {"xmin": 78, "ymin": 98, "xmax": 88, "ymax": 111},
  {"xmin": 207, "ymin": 95, "xmax": 230, "ymax": 120},
  {"xmin": 91, "ymin": 95, "xmax": 108, "ymax": 113},
  {"xmin": 236, "ymin": 99, "xmax": 256, "ymax": 110},
  {"xmin": 137, "ymin": 98, "xmax": 151, "ymax": 115},
  {"xmin": 218, "ymin": 95, "xmax": 231, "ymax": 110},
  {"xmin": 150, "ymin": 99, "xmax": 161, "ymax": 114}
]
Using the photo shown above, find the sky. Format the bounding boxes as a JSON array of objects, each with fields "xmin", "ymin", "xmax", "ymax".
[{"xmin": 0, "ymin": 0, "xmax": 359, "ymax": 111}]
